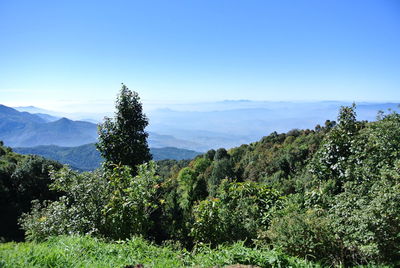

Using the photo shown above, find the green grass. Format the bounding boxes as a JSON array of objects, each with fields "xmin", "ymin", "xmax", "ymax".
[{"xmin": 0, "ymin": 235, "xmax": 320, "ymax": 268}]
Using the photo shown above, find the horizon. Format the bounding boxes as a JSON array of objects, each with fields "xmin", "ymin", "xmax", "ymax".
[
  {"xmin": 5, "ymin": 99, "xmax": 400, "ymax": 116},
  {"xmin": 1, "ymin": 0, "xmax": 400, "ymax": 111}
]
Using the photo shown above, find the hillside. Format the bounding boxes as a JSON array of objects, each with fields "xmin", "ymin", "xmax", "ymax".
[
  {"xmin": 0, "ymin": 142, "xmax": 63, "ymax": 241},
  {"xmin": 14, "ymin": 144, "xmax": 201, "ymax": 171},
  {"xmin": 152, "ymin": 106, "xmax": 400, "ymax": 265},
  {"xmin": 0, "ymin": 105, "xmax": 98, "ymax": 147},
  {"xmin": 2, "ymin": 106, "xmax": 400, "ymax": 266}
]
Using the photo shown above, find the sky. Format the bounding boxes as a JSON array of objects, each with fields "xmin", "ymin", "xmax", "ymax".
[{"xmin": 0, "ymin": 0, "xmax": 399, "ymax": 112}]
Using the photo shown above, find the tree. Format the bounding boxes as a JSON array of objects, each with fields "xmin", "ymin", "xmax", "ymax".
[
  {"xmin": 96, "ymin": 84, "xmax": 152, "ymax": 172},
  {"xmin": 309, "ymin": 104, "xmax": 362, "ymax": 192}
]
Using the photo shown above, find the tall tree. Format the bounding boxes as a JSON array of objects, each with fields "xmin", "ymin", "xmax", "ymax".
[{"xmin": 96, "ymin": 84, "xmax": 152, "ymax": 172}]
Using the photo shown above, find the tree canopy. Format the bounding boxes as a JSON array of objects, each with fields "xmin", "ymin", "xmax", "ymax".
[{"xmin": 96, "ymin": 84, "xmax": 151, "ymax": 172}]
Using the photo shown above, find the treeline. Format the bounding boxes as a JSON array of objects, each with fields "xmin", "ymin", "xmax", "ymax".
[
  {"xmin": 1, "ymin": 87, "xmax": 399, "ymax": 267},
  {"xmin": 0, "ymin": 142, "xmax": 63, "ymax": 241}
]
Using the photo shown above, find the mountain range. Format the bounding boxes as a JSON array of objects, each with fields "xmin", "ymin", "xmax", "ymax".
[
  {"xmin": 146, "ymin": 101, "xmax": 400, "ymax": 149},
  {"xmin": 13, "ymin": 144, "xmax": 201, "ymax": 171},
  {"xmin": 1, "ymin": 104, "xmax": 203, "ymax": 150},
  {"xmin": 0, "ymin": 105, "xmax": 98, "ymax": 147},
  {"xmin": 4, "ymin": 101, "xmax": 400, "ymax": 152},
  {"xmin": 0, "ymin": 104, "xmax": 202, "ymax": 169}
]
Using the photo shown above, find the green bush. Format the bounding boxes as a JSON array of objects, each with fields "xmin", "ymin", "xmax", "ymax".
[
  {"xmin": 20, "ymin": 162, "xmax": 162, "ymax": 241},
  {"xmin": 190, "ymin": 180, "xmax": 281, "ymax": 245},
  {"xmin": 20, "ymin": 168, "xmax": 110, "ymax": 241},
  {"xmin": 309, "ymin": 104, "xmax": 364, "ymax": 193},
  {"xmin": 330, "ymin": 177, "xmax": 400, "ymax": 265},
  {"xmin": 0, "ymin": 150, "xmax": 62, "ymax": 241},
  {"xmin": 267, "ymin": 206, "xmax": 340, "ymax": 265},
  {"xmin": 103, "ymin": 162, "xmax": 162, "ymax": 240}
]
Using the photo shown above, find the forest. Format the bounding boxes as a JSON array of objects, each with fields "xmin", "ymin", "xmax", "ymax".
[{"xmin": 1, "ymin": 87, "xmax": 400, "ymax": 267}]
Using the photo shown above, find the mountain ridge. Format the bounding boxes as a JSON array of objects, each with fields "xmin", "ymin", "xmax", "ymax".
[
  {"xmin": 13, "ymin": 143, "xmax": 201, "ymax": 171},
  {"xmin": 1, "ymin": 105, "xmax": 203, "ymax": 149}
]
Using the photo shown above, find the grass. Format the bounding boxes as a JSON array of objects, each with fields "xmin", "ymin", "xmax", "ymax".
[{"xmin": 0, "ymin": 235, "xmax": 321, "ymax": 268}]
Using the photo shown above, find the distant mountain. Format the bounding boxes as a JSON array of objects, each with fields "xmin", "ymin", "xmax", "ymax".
[
  {"xmin": 150, "ymin": 147, "xmax": 201, "ymax": 161},
  {"xmin": 4, "ymin": 102, "xmax": 400, "ymax": 151},
  {"xmin": 0, "ymin": 104, "xmax": 46, "ymax": 125},
  {"xmin": 14, "ymin": 144, "xmax": 201, "ymax": 171},
  {"xmin": 1, "ymin": 105, "xmax": 208, "ymax": 150},
  {"xmin": 34, "ymin": 113, "xmax": 60, "ymax": 122},
  {"xmin": 147, "ymin": 101, "xmax": 400, "ymax": 149},
  {"xmin": 14, "ymin": 144, "xmax": 101, "ymax": 171},
  {"xmin": 148, "ymin": 132, "xmax": 205, "ymax": 151},
  {"xmin": 14, "ymin": 105, "xmax": 107, "ymax": 123},
  {"xmin": 14, "ymin": 106, "xmax": 56, "ymax": 115},
  {"xmin": 0, "ymin": 105, "xmax": 99, "ymax": 147}
]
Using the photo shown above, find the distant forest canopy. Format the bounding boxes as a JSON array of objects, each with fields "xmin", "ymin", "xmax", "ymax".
[{"xmin": 2, "ymin": 102, "xmax": 400, "ymax": 266}]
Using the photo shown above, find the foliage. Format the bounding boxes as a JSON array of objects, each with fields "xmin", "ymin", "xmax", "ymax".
[
  {"xmin": 330, "ymin": 177, "xmax": 400, "ymax": 265},
  {"xmin": 19, "ymin": 168, "xmax": 110, "ymax": 241},
  {"xmin": 154, "ymin": 157, "xmax": 210, "ymax": 245},
  {"xmin": 345, "ymin": 111, "xmax": 400, "ymax": 183},
  {"xmin": 0, "ymin": 235, "xmax": 322, "ymax": 268},
  {"xmin": 267, "ymin": 200, "xmax": 341, "ymax": 265},
  {"xmin": 20, "ymin": 162, "xmax": 163, "ymax": 242},
  {"xmin": 103, "ymin": 162, "xmax": 162, "ymax": 240},
  {"xmin": 191, "ymin": 180, "xmax": 281, "ymax": 245},
  {"xmin": 309, "ymin": 104, "xmax": 365, "ymax": 193},
  {"xmin": 156, "ymin": 159, "xmax": 191, "ymax": 179},
  {"xmin": 280, "ymin": 107, "xmax": 400, "ymax": 266},
  {"xmin": 230, "ymin": 129, "xmax": 324, "ymax": 194},
  {"xmin": 176, "ymin": 165, "xmax": 207, "ymax": 211},
  {"xmin": 0, "ymin": 144, "xmax": 62, "ymax": 241},
  {"xmin": 208, "ymin": 157, "xmax": 234, "ymax": 196},
  {"xmin": 4, "ymin": 104, "xmax": 400, "ymax": 267},
  {"xmin": 96, "ymin": 84, "xmax": 151, "ymax": 173}
]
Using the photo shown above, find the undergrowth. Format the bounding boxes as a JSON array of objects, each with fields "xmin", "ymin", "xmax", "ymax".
[{"xmin": 0, "ymin": 235, "xmax": 321, "ymax": 268}]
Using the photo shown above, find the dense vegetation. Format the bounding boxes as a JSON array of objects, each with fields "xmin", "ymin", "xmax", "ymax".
[
  {"xmin": 1, "ymin": 93, "xmax": 400, "ymax": 267},
  {"xmin": 0, "ymin": 142, "xmax": 62, "ymax": 241}
]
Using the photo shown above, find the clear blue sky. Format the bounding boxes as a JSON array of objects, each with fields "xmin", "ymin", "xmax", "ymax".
[{"xmin": 0, "ymin": 0, "xmax": 399, "ymax": 112}]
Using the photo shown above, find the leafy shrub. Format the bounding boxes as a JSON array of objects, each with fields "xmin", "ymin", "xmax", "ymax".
[
  {"xmin": 103, "ymin": 162, "xmax": 162, "ymax": 240},
  {"xmin": 309, "ymin": 104, "xmax": 364, "ymax": 193},
  {"xmin": 20, "ymin": 162, "xmax": 162, "ymax": 241},
  {"xmin": 345, "ymin": 111, "xmax": 400, "ymax": 183},
  {"xmin": 191, "ymin": 180, "xmax": 281, "ymax": 245},
  {"xmin": 20, "ymin": 168, "xmax": 110, "ymax": 241},
  {"xmin": 330, "ymin": 177, "xmax": 400, "ymax": 265},
  {"xmin": 267, "ymin": 202, "xmax": 341, "ymax": 265},
  {"xmin": 208, "ymin": 158, "xmax": 234, "ymax": 195},
  {"xmin": 0, "ymin": 151, "xmax": 62, "ymax": 241}
]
